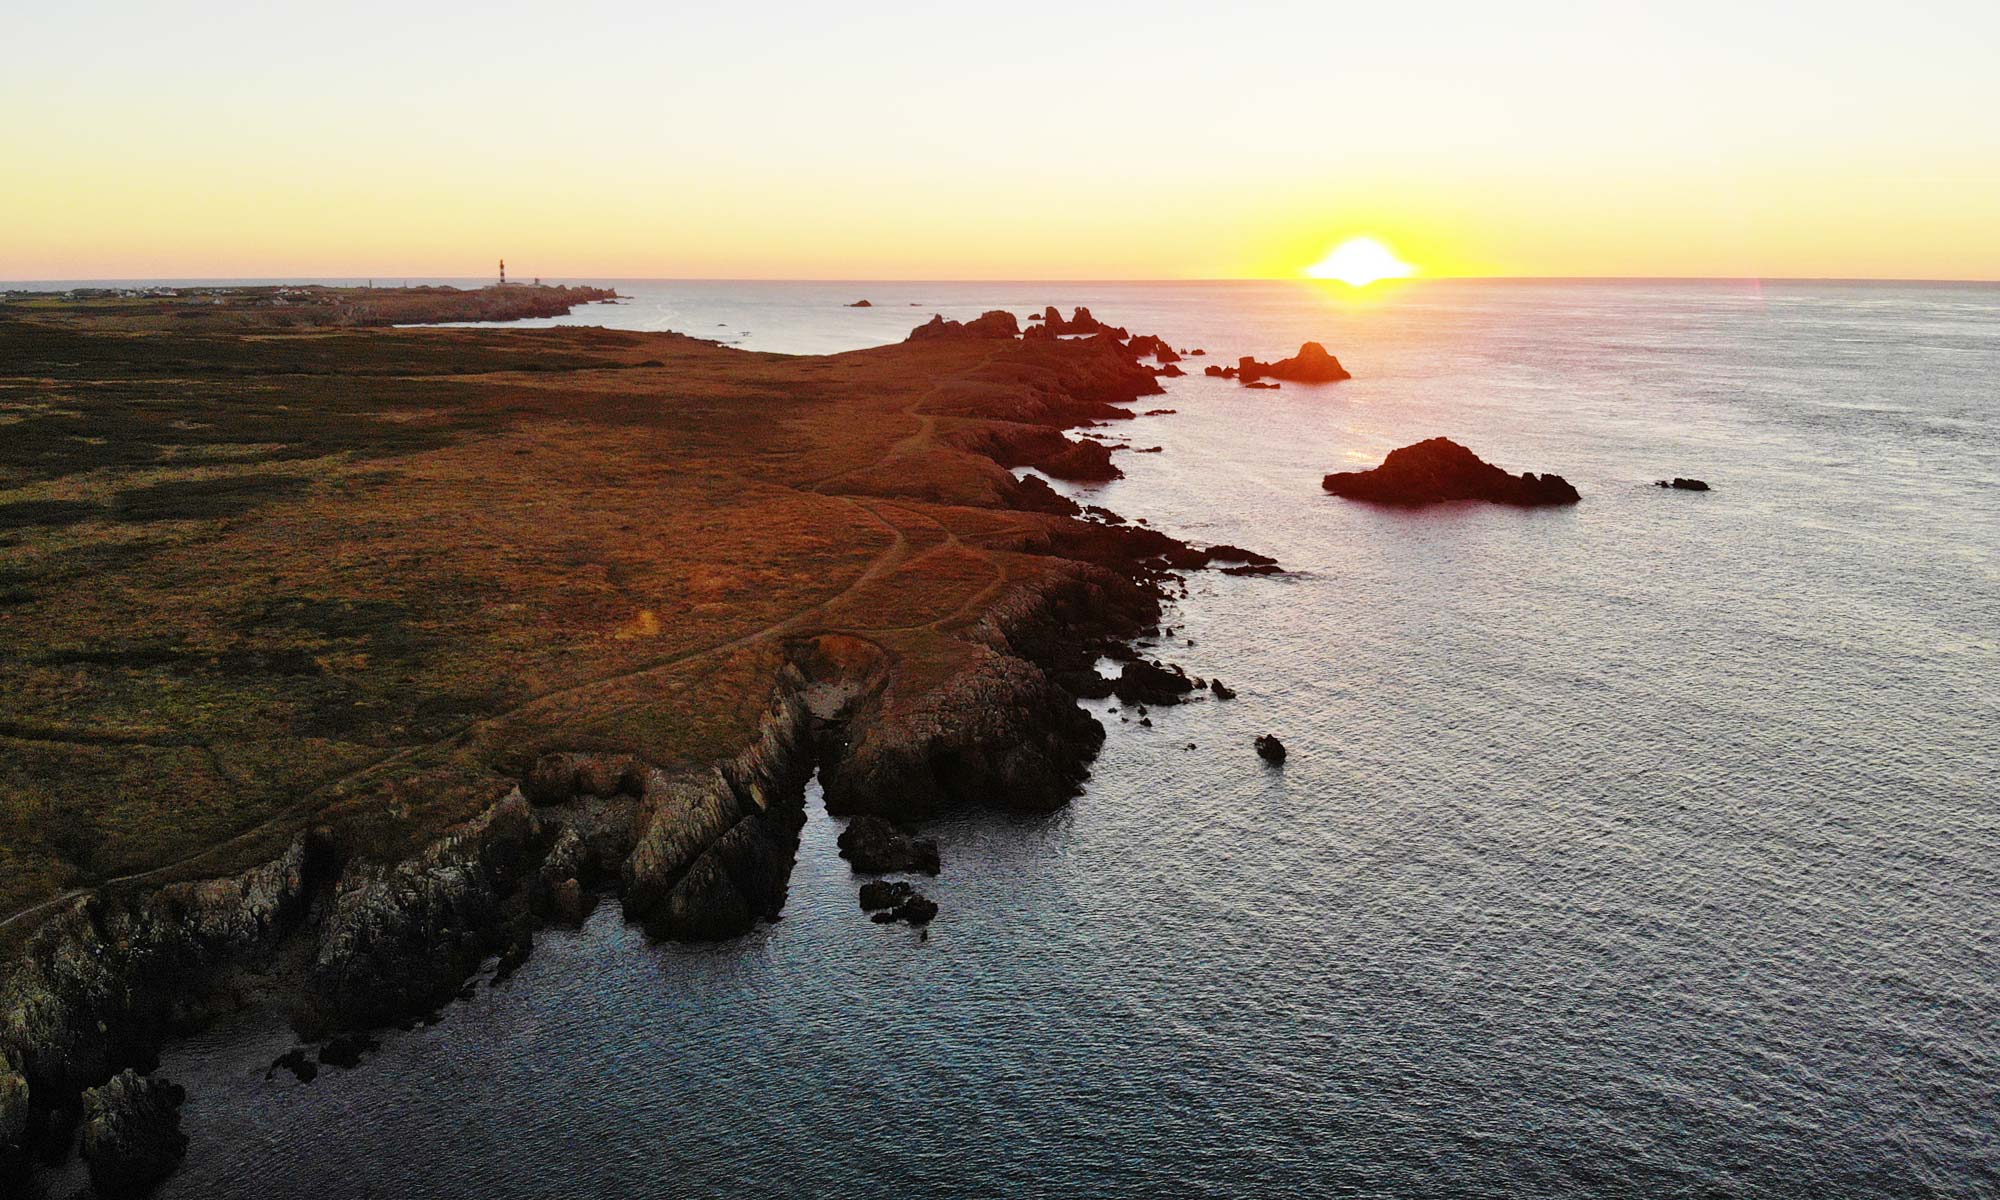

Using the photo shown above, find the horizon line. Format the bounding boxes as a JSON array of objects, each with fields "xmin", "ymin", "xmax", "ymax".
[{"xmin": 5, "ymin": 274, "xmax": 1998, "ymax": 287}]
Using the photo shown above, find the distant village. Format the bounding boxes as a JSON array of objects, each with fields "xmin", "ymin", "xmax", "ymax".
[{"xmin": 6, "ymin": 265, "xmax": 536, "ymax": 304}]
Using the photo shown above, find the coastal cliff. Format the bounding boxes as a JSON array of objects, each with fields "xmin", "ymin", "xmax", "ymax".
[
  {"xmin": 620, "ymin": 671, "xmax": 819, "ymax": 941},
  {"xmin": 0, "ymin": 301, "xmax": 1258, "ymax": 1191}
]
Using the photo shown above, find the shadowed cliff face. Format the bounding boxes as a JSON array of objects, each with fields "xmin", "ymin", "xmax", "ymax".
[{"xmin": 0, "ymin": 301, "xmax": 1262, "ymax": 1191}]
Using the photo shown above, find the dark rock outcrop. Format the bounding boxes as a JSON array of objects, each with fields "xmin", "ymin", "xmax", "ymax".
[
  {"xmin": 1201, "ymin": 544, "xmax": 1277, "ymax": 569},
  {"xmin": 1038, "ymin": 306, "xmax": 1129, "ymax": 339},
  {"xmin": 1209, "ymin": 679, "xmax": 1236, "ymax": 700},
  {"xmin": 837, "ymin": 815, "xmax": 942, "ymax": 876},
  {"xmin": 1037, "ymin": 437, "xmax": 1122, "ymax": 483},
  {"xmin": 1112, "ymin": 660, "xmax": 1196, "ymax": 706},
  {"xmin": 1007, "ymin": 474, "xmax": 1083, "ymax": 516},
  {"xmin": 1240, "ymin": 342, "xmax": 1350, "ymax": 384},
  {"xmin": 822, "ymin": 566, "xmax": 1152, "ymax": 823},
  {"xmin": 1126, "ymin": 334, "xmax": 1181, "ymax": 363},
  {"xmin": 906, "ymin": 311, "xmax": 1020, "ymax": 341},
  {"xmin": 1, "ymin": 833, "xmax": 327, "ymax": 1110},
  {"xmin": 267, "ymin": 1048, "xmax": 317, "ymax": 1084},
  {"xmin": 1255, "ymin": 734, "xmax": 1288, "ymax": 764},
  {"xmin": 316, "ymin": 1032, "xmax": 379, "ymax": 1070},
  {"xmin": 825, "ymin": 648, "xmax": 1103, "ymax": 822},
  {"xmin": 858, "ymin": 880, "xmax": 915, "ymax": 911},
  {"xmin": 870, "ymin": 893, "xmax": 939, "ymax": 926},
  {"xmin": 847, "ymin": 299, "xmax": 873, "ymax": 307},
  {"xmin": 978, "ymin": 426, "xmax": 1124, "ymax": 483},
  {"xmin": 1656, "ymin": 477, "xmax": 1710, "ymax": 491},
  {"xmin": 1321, "ymin": 438, "xmax": 1580, "ymax": 507},
  {"xmin": 299, "ymin": 795, "xmax": 541, "ymax": 1034},
  {"xmin": 1205, "ymin": 343, "xmax": 1349, "ymax": 385},
  {"xmin": 79, "ymin": 1070, "xmax": 186, "ymax": 1197},
  {"xmin": 621, "ymin": 679, "xmax": 816, "ymax": 942}
]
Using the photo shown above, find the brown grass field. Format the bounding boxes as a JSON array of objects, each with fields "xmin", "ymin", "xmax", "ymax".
[{"xmin": 0, "ymin": 289, "xmax": 1142, "ymax": 940}]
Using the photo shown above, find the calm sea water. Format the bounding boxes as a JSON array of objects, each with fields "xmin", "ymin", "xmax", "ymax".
[{"xmin": 119, "ymin": 281, "xmax": 2000, "ymax": 1197}]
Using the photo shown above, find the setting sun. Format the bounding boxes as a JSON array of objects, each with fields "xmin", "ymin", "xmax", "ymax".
[{"xmin": 1305, "ymin": 238, "xmax": 1416, "ymax": 286}]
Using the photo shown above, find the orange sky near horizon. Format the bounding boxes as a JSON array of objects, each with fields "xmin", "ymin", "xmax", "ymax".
[{"xmin": 5, "ymin": 1, "xmax": 1997, "ymax": 283}]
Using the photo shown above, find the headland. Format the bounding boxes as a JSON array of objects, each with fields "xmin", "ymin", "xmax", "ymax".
[{"xmin": 0, "ymin": 286, "xmax": 1264, "ymax": 1185}]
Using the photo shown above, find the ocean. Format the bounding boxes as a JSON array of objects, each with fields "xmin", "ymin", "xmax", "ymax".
[{"xmin": 102, "ymin": 280, "xmax": 2000, "ymax": 1197}]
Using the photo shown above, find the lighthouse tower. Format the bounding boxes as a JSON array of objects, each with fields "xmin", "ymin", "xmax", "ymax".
[{"xmin": 499, "ymin": 259, "xmax": 507, "ymax": 286}]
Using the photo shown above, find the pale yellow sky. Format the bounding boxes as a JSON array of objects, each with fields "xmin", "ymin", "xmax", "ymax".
[{"xmin": 5, "ymin": 1, "xmax": 1997, "ymax": 281}]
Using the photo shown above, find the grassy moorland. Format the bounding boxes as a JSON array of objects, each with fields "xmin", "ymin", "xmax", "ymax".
[{"xmin": 0, "ymin": 287, "xmax": 1138, "ymax": 939}]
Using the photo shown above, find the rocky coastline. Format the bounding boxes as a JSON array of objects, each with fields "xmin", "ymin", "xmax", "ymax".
[{"xmin": 0, "ymin": 305, "xmax": 1264, "ymax": 1194}]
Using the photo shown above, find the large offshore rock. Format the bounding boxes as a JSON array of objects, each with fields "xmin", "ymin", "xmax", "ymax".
[
  {"xmin": 79, "ymin": 1070, "xmax": 187, "ymax": 1196},
  {"xmin": 1238, "ymin": 341, "xmax": 1351, "ymax": 384},
  {"xmin": 1321, "ymin": 437, "xmax": 1580, "ymax": 506}
]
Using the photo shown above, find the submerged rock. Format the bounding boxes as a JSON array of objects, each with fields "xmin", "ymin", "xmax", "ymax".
[
  {"xmin": 1255, "ymin": 734, "xmax": 1288, "ymax": 764},
  {"xmin": 79, "ymin": 1071, "xmax": 187, "ymax": 1197},
  {"xmin": 837, "ymin": 814, "xmax": 942, "ymax": 875},
  {"xmin": 1200, "ymin": 544, "xmax": 1278, "ymax": 569},
  {"xmin": 1321, "ymin": 437, "xmax": 1580, "ymax": 507}
]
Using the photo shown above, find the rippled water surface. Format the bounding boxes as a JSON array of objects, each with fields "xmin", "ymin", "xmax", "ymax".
[{"xmin": 148, "ymin": 280, "xmax": 1998, "ymax": 1197}]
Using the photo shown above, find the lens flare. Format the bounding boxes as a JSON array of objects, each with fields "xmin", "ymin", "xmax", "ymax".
[{"xmin": 1305, "ymin": 238, "xmax": 1416, "ymax": 286}]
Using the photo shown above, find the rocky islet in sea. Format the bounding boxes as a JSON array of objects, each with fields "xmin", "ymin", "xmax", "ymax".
[{"xmin": 1321, "ymin": 437, "xmax": 1580, "ymax": 506}]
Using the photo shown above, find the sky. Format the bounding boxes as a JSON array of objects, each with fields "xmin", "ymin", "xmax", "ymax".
[{"xmin": 4, "ymin": 0, "xmax": 1997, "ymax": 281}]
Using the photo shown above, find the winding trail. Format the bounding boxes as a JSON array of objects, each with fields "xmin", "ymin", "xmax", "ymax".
[{"xmin": 0, "ymin": 498, "xmax": 919, "ymax": 935}]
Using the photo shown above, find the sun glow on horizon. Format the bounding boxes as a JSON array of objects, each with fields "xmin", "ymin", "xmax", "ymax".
[{"xmin": 1305, "ymin": 238, "xmax": 1417, "ymax": 286}]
